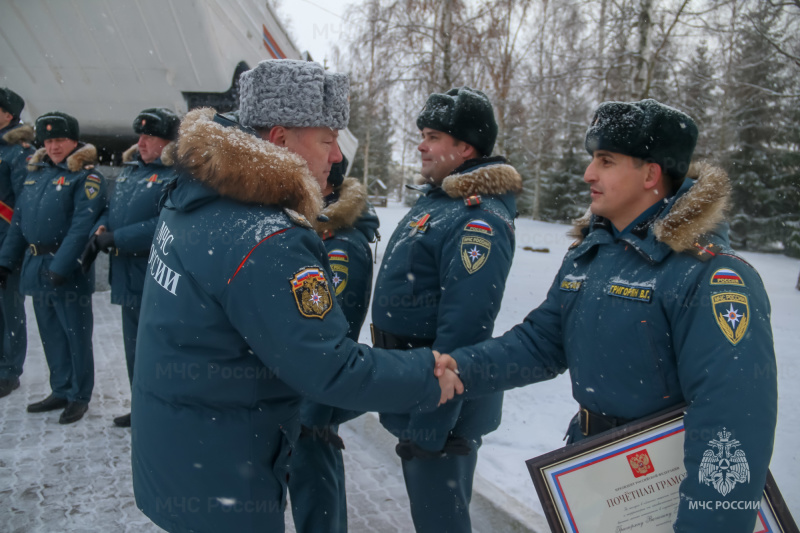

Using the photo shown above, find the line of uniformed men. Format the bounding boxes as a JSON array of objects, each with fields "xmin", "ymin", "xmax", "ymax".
[{"xmin": 0, "ymin": 87, "xmax": 181, "ymax": 426}]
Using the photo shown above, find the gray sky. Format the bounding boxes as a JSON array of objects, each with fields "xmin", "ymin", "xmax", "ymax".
[{"xmin": 275, "ymin": 0, "xmax": 355, "ymax": 70}]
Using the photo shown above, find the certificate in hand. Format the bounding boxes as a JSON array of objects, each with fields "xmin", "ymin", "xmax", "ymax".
[{"xmin": 525, "ymin": 405, "xmax": 797, "ymax": 533}]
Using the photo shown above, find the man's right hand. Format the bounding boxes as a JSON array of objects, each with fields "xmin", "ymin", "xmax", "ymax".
[
  {"xmin": 433, "ymin": 350, "xmax": 460, "ymax": 378},
  {"xmin": 434, "ymin": 350, "xmax": 463, "ymax": 405}
]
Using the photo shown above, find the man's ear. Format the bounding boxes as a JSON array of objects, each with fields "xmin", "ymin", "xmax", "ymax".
[
  {"xmin": 643, "ymin": 162, "xmax": 663, "ymax": 191},
  {"xmin": 267, "ymin": 126, "xmax": 288, "ymax": 146},
  {"xmin": 458, "ymin": 141, "xmax": 478, "ymax": 161}
]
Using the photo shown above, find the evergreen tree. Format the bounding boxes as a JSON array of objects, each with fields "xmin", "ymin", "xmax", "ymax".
[{"xmin": 723, "ymin": 3, "xmax": 792, "ymax": 252}]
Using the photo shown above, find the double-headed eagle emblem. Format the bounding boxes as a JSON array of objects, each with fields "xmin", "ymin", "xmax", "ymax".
[{"xmin": 698, "ymin": 428, "xmax": 750, "ymax": 496}]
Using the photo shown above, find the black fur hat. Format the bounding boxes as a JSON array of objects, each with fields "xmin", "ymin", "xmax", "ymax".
[
  {"xmin": 0, "ymin": 88, "xmax": 24, "ymax": 119},
  {"xmin": 416, "ymin": 87, "xmax": 498, "ymax": 157},
  {"xmin": 585, "ymin": 99, "xmax": 698, "ymax": 180},
  {"xmin": 133, "ymin": 108, "xmax": 180, "ymax": 140},
  {"xmin": 35, "ymin": 111, "xmax": 80, "ymax": 144}
]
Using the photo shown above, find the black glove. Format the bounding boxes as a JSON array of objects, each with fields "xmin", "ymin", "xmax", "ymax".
[
  {"xmin": 47, "ymin": 270, "xmax": 68, "ymax": 287},
  {"xmin": 80, "ymin": 235, "xmax": 100, "ymax": 274},
  {"xmin": 299, "ymin": 424, "xmax": 345, "ymax": 450},
  {"xmin": 0, "ymin": 266, "xmax": 10, "ymax": 290},
  {"xmin": 96, "ymin": 231, "xmax": 115, "ymax": 252},
  {"xmin": 395, "ymin": 439, "xmax": 443, "ymax": 461}
]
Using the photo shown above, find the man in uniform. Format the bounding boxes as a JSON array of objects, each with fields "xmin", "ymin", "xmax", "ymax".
[
  {"xmin": 130, "ymin": 59, "xmax": 462, "ymax": 533},
  {"xmin": 0, "ymin": 111, "xmax": 107, "ymax": 424},
  {"xmin": 289, "ymin": 155, "xmax": 380, "ymax": 532},
  {"xmin": 371, "ymin": 87, "xmax": 522, "ymax": 532},
  {"xmin": 80, "ymin": 107, "xmax": 181, "ymax": 427},
  {"xmin": 436, "ymin": 99, "xmax": 777, "ymax": 532},
  {"xmin": 0, "ymin": 88, "xmax": 33, "ymax": 398}
]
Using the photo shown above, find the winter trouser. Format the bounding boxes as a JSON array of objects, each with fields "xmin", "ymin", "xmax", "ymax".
[
  {"xmin": 401, "ymin": 436, "xmax": 481, "ymax": 533},
  {"xmin": 121, "ymin": 305, "xmax": 140, "ymax": 385},
  {"xmin": 32, "ymin": 290, "xmax": 94, "ymax": 402},
  {"xmin": 289, "ymin": 423, "xmax": 347, "ymax": 533},
  {"xmin": 0, "ymin": 268, "xmax": 26, "ymax": 380}
]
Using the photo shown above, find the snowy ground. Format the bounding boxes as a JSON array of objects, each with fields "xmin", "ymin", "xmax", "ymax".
[{"xmin": 363, "ymin": 203, "xmax": 800, "ymax": 520}]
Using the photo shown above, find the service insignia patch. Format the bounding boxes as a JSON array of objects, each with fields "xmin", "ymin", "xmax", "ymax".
[
  {"xmin": 330, "ymin": 264, "xmax": 348, "ymax": 296},
  {"xmin": 711, "ymin": 292, "xmax": 749, "ymax": 345},
  {"xmin": 710, "ymin": 268, "xmax": 745, "ymax": 286},
  {"xmin": 290, "ymin": 267, "xmax": 333, "ymax": 319},
  {"xmin": 464, "ymin": 219, "xmax": 493, "ymax": 235},
  {"xmin": 86, "ymin": 174, "xmax": 102, "ymax": 184},
  {"xmin": 84, "ymin": 181, "xmax": 100, "ymax": 200},
  {"xmin": 461, "ymin": 235, "xmax": 491, "ymax": 274},
  {"xmin": 560, "ymin": 275, "xmax": 585, "ymax": 292}
]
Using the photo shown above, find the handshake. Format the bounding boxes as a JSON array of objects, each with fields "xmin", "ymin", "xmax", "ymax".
[{"xmin": 433, "ymin": 350, "xmax": 462, "ymax": 406}]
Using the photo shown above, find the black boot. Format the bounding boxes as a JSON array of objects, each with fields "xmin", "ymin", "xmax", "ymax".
[
  {"xmin": 113, "ymin": 413, "xmax": 131, "ymax": 427},
  {"xmin": 59, "ymin": 402, "xmax": 89, "ymax": 424},
  {"xmin": 27, "ymin": 393, "xmax": 69, "ymax": 413},
  {"xmin": 0, "ymin": 378, "xmax": 20, "ymax": 399}
]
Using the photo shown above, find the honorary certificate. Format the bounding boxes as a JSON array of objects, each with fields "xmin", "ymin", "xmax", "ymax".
[{"xmin": 526, "ymin": 406, "xmax": 797, "ymax": 533}]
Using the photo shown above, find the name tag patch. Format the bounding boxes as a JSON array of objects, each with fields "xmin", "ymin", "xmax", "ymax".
[
  {"xmin": 560, "ymin": 276, "xmax": 585, "ymax": 292},
  {"xmin": 608, "ymin": 282, "xmax": 653, "ymax": 303}
]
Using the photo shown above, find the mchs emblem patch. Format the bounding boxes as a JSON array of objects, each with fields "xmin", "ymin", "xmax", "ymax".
[
  {"xmin": 711, "ymin": 292, "xmax": 749, "ymax": 345},
  {"xmin": 290, "ymin": 267, "xmax": 333, "ymax": 319}
]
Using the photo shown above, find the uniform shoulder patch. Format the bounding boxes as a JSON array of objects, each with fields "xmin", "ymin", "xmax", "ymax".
[
  {"xmin": 84, "ymin": 180, "xmax": 100, "ymax": 200},
  {"xmin": 86, "ymin": 174, "xmax": 102, "ymax": 183},
  {"xmin": 461, "ymin": 235, "xmax": 491, "ymax": 274},
  {"xmin": 710, "ymin": 268, "xmax": 745, "ymax": 287},
  {"xmin": 464, "ymin": 219, "xmax": 493, "ymax": 235},
  {"xmin": 711, "ymin": 292, "xmax": 749, "ymax": 345},
  {"xmin": 289, "ymin": 267, "xmax": 333, "ymax": 319}
]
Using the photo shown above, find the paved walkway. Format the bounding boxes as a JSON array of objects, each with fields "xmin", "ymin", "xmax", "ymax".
[{"xmin": 0, "ymin": 291, "xmax": 540, "ymax": 532}]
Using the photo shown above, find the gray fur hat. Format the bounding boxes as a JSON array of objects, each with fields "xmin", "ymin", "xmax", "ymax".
[{"xmin": 238, "ymin": 59, "xmax": 349, "ymax": 130}]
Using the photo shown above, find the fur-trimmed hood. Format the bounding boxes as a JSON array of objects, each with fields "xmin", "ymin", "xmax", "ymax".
[
  {"xmin": 315, "ymin": 178, "xmax": 368, "ymax": 236},
  {"xmin": 569, "ymin": 161, "xmax": 730, "ymax": 254},
  {"xmin": 176, "ymin": 108, "xmax": 322, "ymax": 222},
  {"xmin": 122, "ymin": 141, "xmax": 177, "ymax": 166},
  {"xmin": 27, "ymin": 142, "xmax": 98, "ymax": 172},
  {"xmin": 2, "ymin": 124, "xmax": 34, "ymax": 146},
  {"xmin": 415, "ymin": 157, "xmax": 523, "ymax": 198}
]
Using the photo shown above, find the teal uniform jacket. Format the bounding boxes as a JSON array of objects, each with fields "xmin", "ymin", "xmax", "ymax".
[
  {"xmin": 372, "ymin": 157, "xmax": 521, "ymax": 449},
  {"xmin": 131, "ymin": 109, "xmax": 443, "ymax": 533},
  {"xmin": 449, "ymin": 162, "xmax": 777, "ymax": 532},
  {"xmin": 0, "ymin": 123, "xmax": 35, "ymax": 238},
  {"xmin": 95, "ymin": 143, "xmax": 179, "ymax": 308},
  {"xmin": 0, "ymin": 143, "xmax": 107, "ymax": 293}
]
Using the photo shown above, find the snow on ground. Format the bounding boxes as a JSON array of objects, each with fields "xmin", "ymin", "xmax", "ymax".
[{"xmin": 367, "ymin": 203, "xmax": 800, "ymax": 519}]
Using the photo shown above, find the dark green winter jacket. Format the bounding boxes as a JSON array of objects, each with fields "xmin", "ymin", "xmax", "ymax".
[
  {"xmin": 449, "ymin": 162, "xmax": 777, "ymax": 532},
  {"xmin": 95, "ymin": 143, "xmax": 179, "ymax": 308},
  {"xmin": 0, "ymin": 143, "xmax": 107, "ymax": 294},
  {"xmin": 131, "ymin": 109, "xmax": 442, "ymax": 533},
  {"xmin": 373, "ymin": 157, "xmax": 521, "ymax": 449}
]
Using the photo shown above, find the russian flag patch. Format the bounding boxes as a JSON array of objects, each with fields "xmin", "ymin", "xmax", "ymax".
[
  {"xmin": 710, "ymin": 268, "xmax": 745, "ymax": 286},
  {"xmin": 328, "ymin": 249, "xmax": 349, "ymax": 262},
  {"xmin": 464, "ymin": 219, "xmax": 493, "ymax": 236}
]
